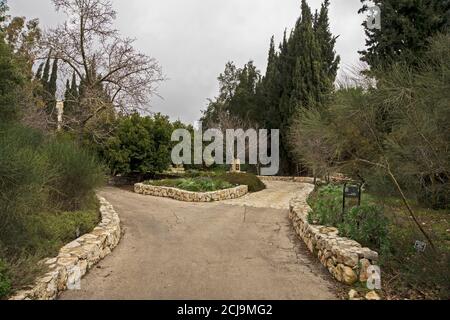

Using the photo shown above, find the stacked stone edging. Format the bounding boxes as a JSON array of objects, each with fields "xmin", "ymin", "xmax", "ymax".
[
  {"xmin": 134, "ymin": 183, "xmax": 248, "ymax": 202},
  {"xmin": 289, "ymin": 183, "xmax": 379, "ymax": 286},
  {"xmin": 258, "ymin": 176, "xmax": 317, "ymax": 183},
  {"xmin": 258, "ymin": 175, "xmax": 351, "ymax": 184},
  {"xmin": 9, "ymin": 196, "xmax": 121, "ymax": 300}
]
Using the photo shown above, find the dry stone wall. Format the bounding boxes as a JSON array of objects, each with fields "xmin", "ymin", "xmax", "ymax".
[
  {"xmin": 9, "ymin": 196, "xmax": 121, "ymax": 300},
  {"xmin": 288, "ymin": 183, "xmax": 379, "ymax": 285},
  {"xmin": 134, "ymin": 183, "xmax": 248, "ymax": 202},
  {"xmin": 258, "ymin": 176, "xmax": 317, "ymax": 183}
]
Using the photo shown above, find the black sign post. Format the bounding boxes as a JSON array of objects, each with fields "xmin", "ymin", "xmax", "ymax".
[{"xmin": 342, "ymin": 183, "xmax": 362, "ymax": 222}]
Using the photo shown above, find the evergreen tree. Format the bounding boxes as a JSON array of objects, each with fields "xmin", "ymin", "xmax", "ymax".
[
  {"xmin": 45, "ymin": 57, "xmax": 58, "ymax": 126},
  {"xmin": 314, "ymin": 0, "xmax": 340, "ymax": 103},
  {"xmin": 0, "ymin": 0, "xmax": 7, "ymax": 29},
  {"xmin": 201, "ymin": 0, "xmax": 340, "ymax": 175},
  {"xmin": 259, "ymin": 36, "xmax": 283, "ymax": 129},
  {"xmin": 359, "ymin": 0, "xmax": 450, "ymax": 70},
  {"xmin": 35, "ymin": 62, "xmax": 44, "ymax": 80},
  {"xmin": 290, "ymin": 0, "xmax": 322, "ymax": 110},
  {"xmin": 228, "ymin": 61, "xmax": 261, "ymax": 124},
  {"xmin": 48, "ymin": 58, "xmax": 58, "ymax": 98},
  {"xmin": 64, "ymin": 78, "xmax": 70, "ymax": 107},
  {"xmin": 41, "ymin": 53, "xmax": 51, "ymax": 89}
]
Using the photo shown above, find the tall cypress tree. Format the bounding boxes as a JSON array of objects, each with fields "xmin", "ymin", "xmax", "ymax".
[
  {"xmin": 41, "ymin": 53, "xmax": 51, "ymax": 89},
  {"xmin": 46, "ymin": 57, "xmax": 58, "ymax": 125},
  {"xmin": 290, "ymin": 0, "xmax": 322, "ymax": 110},
  {"xmin": 64, "ymin": 71, "xmax": 79, "ymax": 119},
  {"xmin": 48, "ymin": 58, "xmax": 58, "ymax": 99},
  {"xmin": 314, "ymin": 0, "xmax": 340, "ymax": 104},
  {"xmin": 35, "ymin": 62, "xmax": 44, "ymax": 80}
]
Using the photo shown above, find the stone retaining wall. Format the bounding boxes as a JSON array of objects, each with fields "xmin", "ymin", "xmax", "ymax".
[
  {"xmin": 258, "ymin": 176, "xmax": 317, "ymax": 184},
  {"xmin": 289, "ymin": 184, "xmax": 379, "ymax": 286},
  {"xmin": 9, "ymin": 196, "xmax": 121, "ymax": 300},
  {"xmin": 258, "ymin": 175, "xmax": 351, "ymax": 184},
  {"xmin": 134, "ymin": 183, "xmax": 248, "ymax": 202}
]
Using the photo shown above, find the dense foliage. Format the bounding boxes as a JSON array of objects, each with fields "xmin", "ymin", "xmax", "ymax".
[
  {"xmin": 218, "ymin": 173, "xmax": 266, "ymax": 193},
  {"xmin": 308, "ymin": 185, "xmax": 390, "ymax": 251},
  {"xmin": 0, "ymin": 1, "xmax": 106, "ymax": 298},
  {"xmin": 359, "ymin": 0, "xmax": 450, "ymax": 70},
  {"xmin": 308, "ymin": 184, "xmax": 449, "ymax": 298},
  {"xmin": 0, "ymin": 123, "xmax": 105, "ymax": 297},
  {"xmin": 290, "ymin": 34, "xmax": 450, "ymax": 210},
  {"xmin": 146, "ymin": 177, "xmax": 235, "ymax": 193},
  {"xmin": 100, "ymin": 113, "xmax": 178, "ymax": 176},
  {"xmin": 202, "ymin": 0, "xmax": 339, "ymax": 175}
]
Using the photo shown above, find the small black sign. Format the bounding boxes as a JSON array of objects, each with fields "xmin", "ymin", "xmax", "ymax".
[
  {"xmin": 342, "ymin": 183, "xmax": 362, "ymax": 221},
  {"xmin": 344, "ymin": 185, "xmax": 360, "ymax": 198}
]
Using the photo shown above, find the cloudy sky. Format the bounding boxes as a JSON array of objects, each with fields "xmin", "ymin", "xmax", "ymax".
[{"xmin": 9, "ymin": 0, "xmax": 368, "ymax": 125}]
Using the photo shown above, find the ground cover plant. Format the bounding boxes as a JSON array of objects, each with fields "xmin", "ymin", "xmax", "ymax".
[{"xmin": 307, "ymin": 184, "xmax": 450, "ymax": 299}]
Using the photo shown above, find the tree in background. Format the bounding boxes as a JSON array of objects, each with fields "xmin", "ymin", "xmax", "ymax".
[
  {"xmin": 63, "ymin": 71, "xmax": 80, "ymax": 124},
  {"xmin": 288, "ymin": 34, "xmax": 450, "ymax": 249},
  {"xmin": 203, "ymin": 0, "xmax": 340, "ymax": 175},
  {"xmin": 0, "ymin": 33, "xmax": 25, "ymax": 122},
  {"xmin": 0, "ymin": 1, "xmax": 36, "ymax": 123},
  {"xmin": 101, "ymin": 113, "xmax": 174, "ymax": 177},
  {"xmin": 359, "ymin": 0, "xmax": 450, "ymax": 70},
  {"xmin": 45, "ymin": 0, "xmax": 164, "ymax": 138}
]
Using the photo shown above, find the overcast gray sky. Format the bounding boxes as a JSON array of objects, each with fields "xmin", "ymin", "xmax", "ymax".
[{"xmin": 9, "ymin": 0, "xmax": 367, "ymax": 125}]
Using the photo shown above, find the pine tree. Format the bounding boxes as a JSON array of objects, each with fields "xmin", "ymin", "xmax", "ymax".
[{"xmin": 359, "ymin": 0, "xmax": 450, "ymax": 70}]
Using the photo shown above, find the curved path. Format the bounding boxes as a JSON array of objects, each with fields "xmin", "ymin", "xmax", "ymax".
[{"xmin": 60, "ymin": 181, "xmax": 337, "ymax": 300}]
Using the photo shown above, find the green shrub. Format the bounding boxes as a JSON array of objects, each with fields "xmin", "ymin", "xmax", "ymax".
[
  {"xmin": 44, "ymin": 136, "xmax": 106, "ymax": 211},
  {"xmin": 147, "ymin": 177, "xmax": 235, "ymax": 192},
  {"xmin": 340, "ymin": 205, "xmax": 390, "ymax": 250},
  {"xmin": 0, "ymin": 124, "xmax": 54, "ymax": 244},
  {"xmin": 0, "ymin": 123, "xmax": 104, "ymax": 298},
  {"xmin": 308, "ymin": 185, "xmax": 390, "ymax": 251},
  {"xmin": 0, "ymin": 259, "xmax": 11, "ymax": 298},
  {"xmin": 23, "ymin": 204, "xmax": 100, "ymax": 257},
  {"xmin": 307, "ymin": 185, "xmax": 342, "ymax": 226},
  {"xmin": 101, "ymin": 113, "xmax": 173, "ymax": 176},
  {"xmin": 219, "ymin": 173, "xmax": 266, "ymax": 192}
]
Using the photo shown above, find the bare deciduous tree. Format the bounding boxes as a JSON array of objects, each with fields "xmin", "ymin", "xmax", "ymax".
[{"xmin": 44, "ymin": 0, "xmax": 164, "ymax": 132}]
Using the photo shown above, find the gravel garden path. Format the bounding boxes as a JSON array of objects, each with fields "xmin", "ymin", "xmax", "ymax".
[{"xmin": 60, "ymin": 181, "xmax": 337, "ymax": 300}]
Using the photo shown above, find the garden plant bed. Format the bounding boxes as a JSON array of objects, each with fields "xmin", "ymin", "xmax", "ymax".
[
  {"xmin": 307, "ymin": 184, "xmax": 450, "ymax": 300},
  {"xmin": 134, "ymin": 181, "xmax": 248, "ymax": 202},
  {"xmin": 289, "ymin": 184, "xmax": 380, "ymax": 299}
]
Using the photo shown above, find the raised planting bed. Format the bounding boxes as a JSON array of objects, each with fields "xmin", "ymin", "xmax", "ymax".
[{"xmin": 134, "ymin": 177, "xmax": 248, "ymax": 202}]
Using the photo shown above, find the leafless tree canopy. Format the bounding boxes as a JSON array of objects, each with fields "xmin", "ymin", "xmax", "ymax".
[{"xmin": 45, "ymin": 0, "xmax": 164, "ymax": 121}]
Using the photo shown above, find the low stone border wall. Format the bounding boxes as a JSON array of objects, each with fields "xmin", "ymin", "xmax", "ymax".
[
  {"xmin": 258, "ymin": 175, "xmax": 351, "ymax": 184},
  {"xmin": 289, "ymin": 184, "xmax": 379, "ymax": 286},
  {"xmin": 258, "ymin": 176, "xmax": 316, "ymax": 184},
  {"xmin": 9, "ymin": 196, "xmax": 121, "ymax": 300},
  {"xmin": 134, "ymin": 183, "xmax": 248, "ymax": 202}
]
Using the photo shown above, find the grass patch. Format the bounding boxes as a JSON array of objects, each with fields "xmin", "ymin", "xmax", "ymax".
[
  {"xmin": 0, "ymin": 195, "xmax": 100, "ymax": 298},
  {"xmin": 307, "ymin": 184, "xmax": 450, "ymax": 299}
]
